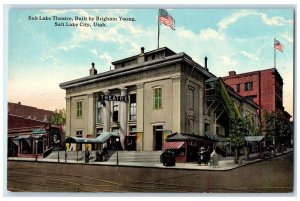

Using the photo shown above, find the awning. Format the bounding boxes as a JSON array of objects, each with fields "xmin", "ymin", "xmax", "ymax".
[
  {"xmin": 166, "ymin": 133, "xmax": 205, "ymax": 142},
  {"xmin": 205, "ymin": 132, "xmax": 228, "ymax": 142},
  {"xmin": 12, "ymin": 135, "xmax": 32, "ymax": 146},
  {"xmin": 245, "ymin": 136, "xmax": 264, "ymax": 142},
  {"xmin": 65, "ymin": 132, "xmax": 119, "ymax": 144},
  {"xmin": 163, "ymin": 141, "xmax": 185, "ymax": 150},
  {"xmin": 65, "ymin": 136, "xmax": 88, "ymax": 144},
  {"xmin": 90, "ymin": 132, "xmax": 119, "ymax": 143}
]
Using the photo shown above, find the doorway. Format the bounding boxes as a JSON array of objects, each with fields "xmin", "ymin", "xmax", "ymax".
[{"xmin": 153, "ymin": 125, "xmax": 163, "ymax": 150}]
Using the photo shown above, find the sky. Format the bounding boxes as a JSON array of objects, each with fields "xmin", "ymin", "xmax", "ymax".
[{"xmin": 7, "ymin": 7, "xmax": 294, "ymax": 118}]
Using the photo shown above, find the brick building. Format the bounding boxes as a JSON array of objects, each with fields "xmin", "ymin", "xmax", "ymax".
[
  {"xmin": 7, "ymin": 102, "xmax": 62, "ymax": 157},
  {"xmin": 222, "ymin": 68, "xmax": 291, "ymax": 123}
]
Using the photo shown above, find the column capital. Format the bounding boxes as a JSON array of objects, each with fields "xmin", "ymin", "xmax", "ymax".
[
  {"xmin": 136, "ymin": 83, "xmax": 144, "ymax": 89},
  {"xmin": 120, "ymin": 87, "xmax": 128, "ymax": 92},
  {"xmin": 87, "ymin": 93, "xmax": 94, "ymax": 98},
  {"xmin": 104, "ymin": 90, "xmax": 110, "ymax": 95}
]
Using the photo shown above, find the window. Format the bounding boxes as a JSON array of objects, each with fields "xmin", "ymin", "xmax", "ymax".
[
  {"xmin": 113, "ymin": 101, "xmax": 119, "ymax": 122},
  {"xmin": 153, "ymin": 88, "xmax": 162, "ymax": 109},
  {"xmin": 130, "ymin": 94, "xmax": 137, "ymax": 121},
  {"xmin": 76, "ymin": 101, "xmax": 83, "ymax": 118},
  {"xmin": 236, "ymin": 84, "xmax": 240, "ymax": 93},
  {"xmin": 96, "ymin": 101, "xmax": 104, "ymax": 124},
  {"xmin": 204, "ymin": 123, "xmax": 210, "ymax": 132},
  {"xmin": 244, "ymin": 82, "xmax": 253, "ymax": 91},
  {"xmin": 189, "ymin": 88, "xmax": 194, "ymax": 110}
]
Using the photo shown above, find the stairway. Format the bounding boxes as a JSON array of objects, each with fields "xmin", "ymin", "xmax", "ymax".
[
  {"xmin": 108, "ymin": 151, "xmax": 163, "ymax": 163},
  {"xmin": 45, "ymin": 150, "xmax": 163, "ymax": 163}
]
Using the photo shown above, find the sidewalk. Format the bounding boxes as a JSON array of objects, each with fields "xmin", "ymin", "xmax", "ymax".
[{"xmin": 7, "ymin": 149, "xmax": 292, "ymax": 171}]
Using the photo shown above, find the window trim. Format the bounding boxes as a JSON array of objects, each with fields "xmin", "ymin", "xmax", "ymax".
[
  {"xmin": 244, "ymin": 82, "xmax": 253, "ymax": 91},
  {"xmin": 153, "ymin": 88, "xmax": 162, "ymax": 110},
  {"xmin": 76, "ymin": 100, "xmax": 83, "ymax": 118}
]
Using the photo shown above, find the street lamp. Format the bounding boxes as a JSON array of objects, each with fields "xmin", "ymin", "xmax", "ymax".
[
  {"xmin": 35, "ymin": 140, "xmax": 38, "ymax": 162},
  {"xmin": 116, "ymin": 138, "xmax": 119, "ymax": 166},
  {"xmin": 57, "ymin": 140, "xmax": 60, "ymax": 163}
]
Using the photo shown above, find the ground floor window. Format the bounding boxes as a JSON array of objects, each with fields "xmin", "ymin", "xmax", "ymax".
[{"xmin": 76, "ymin": 130, "xmax": 83, "ymax": 151}]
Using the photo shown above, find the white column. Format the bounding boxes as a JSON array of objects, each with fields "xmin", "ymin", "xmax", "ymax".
[
  {"xmin": 104, "ymin": 91, "xmax": 111, "ymax": 132},
  {"xmin": 65, "ymin": 97, "xmax": 71, "ymax": 137},
  {"xmin": 136, "ymin": 83, "xmax": 144, "ymax": 132},
  {"xmin": 87, "ymin": 93, "xmax": 95, "ymax": 137},
  {"xmin": 120, "ymin": 87, "xmax": 128, "ymax": 149},
  {"xmin": 172, "ymin": 76, "xmax": 181, "ymax": 133}
]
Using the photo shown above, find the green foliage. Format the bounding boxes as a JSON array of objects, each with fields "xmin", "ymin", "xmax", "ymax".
[
  {"xmin": 263, "ymin": 110, "xmax": 292, "ymax": 148},
  {"xmin": 50, "ymin": 108, "xmax": 66, "ymax": 125},
  {"xmin": 229, "ymin": 114, "xmax": 260, "ymax": 148}
]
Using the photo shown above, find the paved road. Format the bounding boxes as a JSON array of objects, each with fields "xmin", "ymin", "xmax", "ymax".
[{"xmin": 6, "ymin": 152, "xmax": 293, "ymax": 193}]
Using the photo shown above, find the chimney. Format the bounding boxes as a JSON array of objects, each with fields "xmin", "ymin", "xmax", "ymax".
[
  {"xmin": 89, "ymin": 62, "xmax": 97, "ymax": 76},
  {"xmin": 18, "ymin": 102, "xmax": 21, "ymax": 105},
  {"xmin": 229, "ymin": 71, "xmax": 236, "ymax": 77},
  {"xmin": 138, "ymin": 47, "xmax": 145, "ymax": 64},
  {"xmin": 204, "ymin": 57, "xmax": 208, "ymax": 71}
]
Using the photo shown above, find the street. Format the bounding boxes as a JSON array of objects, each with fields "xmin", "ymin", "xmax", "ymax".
[{"xmin": 6, "ymin": 152, "xmax": 293, "ymax": 193}]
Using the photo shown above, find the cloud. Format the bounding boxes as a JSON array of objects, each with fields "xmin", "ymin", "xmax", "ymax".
[
  {"xmin": 221, "ymin": 56, "xmax": 238, "ymax": 66},
  {"xmin": 218, "ymin": 10, "xmax": 291, "ymax": 31},
  {"xmin": 91, "ymin": 49, "xmax": 98, "ymax": 55},
  {"xmin": 282, "ymin": 33, "xmax": 293, "ymax": 43},
  {"xmin": 40, "ymin": 55, "xmax": 60, "ymax": 64},
  {"xmin": 218, "ymin": 10, "xmax": 253, "ymax": 30},
  {"xmin": 240, "ymin": 51, "xmax": 259, "ymax": 61},
  {"xmin": 199, "ymin": 28, "xmax": 224, "ymax": 40},
  {"xmin": 258, "ymin": 12, "xmax": 286, "ymax": 26},
  {"xmin": 58, "ymin": 44, "xmax": 80, "ymax": 52}
]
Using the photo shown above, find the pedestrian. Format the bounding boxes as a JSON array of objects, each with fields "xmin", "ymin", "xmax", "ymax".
[{"xmin": 85, "ymin": 147, "xmax": 90, "ymax": 163}]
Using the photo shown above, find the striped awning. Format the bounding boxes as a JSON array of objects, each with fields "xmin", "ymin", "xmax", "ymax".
[{"xmin": 163, "ymin": 141, "xmax": 185, "ymax": 150}]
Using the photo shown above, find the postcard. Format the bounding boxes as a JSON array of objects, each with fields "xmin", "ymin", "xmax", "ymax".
[{"xmin": 6, "ymin": 6, "xmax": 294, "ymax": 194}]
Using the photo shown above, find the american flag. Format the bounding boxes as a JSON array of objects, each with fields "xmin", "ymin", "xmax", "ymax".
[
  {"xmin": 274, "ymin": 39, "xmax": 284, "ymax": 52},
  {"xmin": 159, "ymin": 9, "xmax": 175, "ymax": 30}
]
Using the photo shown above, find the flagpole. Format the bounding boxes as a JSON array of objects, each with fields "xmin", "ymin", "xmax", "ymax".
[
  {"xmin": 158, "ymin": 10, "xmax": 160, "ymax": 49},
  {"xmin": 274, "ymin": 38, "xmax": 276, "ymax": 69}
]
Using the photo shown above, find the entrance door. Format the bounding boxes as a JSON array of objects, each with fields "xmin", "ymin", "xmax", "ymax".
[{"xmin": 153, "ymin": 126, "xmax": 163, "ymax": 150}]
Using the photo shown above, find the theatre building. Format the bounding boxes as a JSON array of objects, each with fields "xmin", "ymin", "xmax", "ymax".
[{"xmin": 60, "ymin": 47, "xmax": 259, "ymax": 151}]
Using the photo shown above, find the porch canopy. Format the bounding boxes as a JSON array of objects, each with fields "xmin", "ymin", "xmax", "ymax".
[
  {"xmin": 204, "ymin": 131, "xmax": 229, "ymax": 142},
  {"xmin": 166, "ymin": 133, "xmax": 206, "ymax": 142},
  {"xmin": 65, "ymin": 132, "xmax": 119, "ymax": 144},
  {"xmin": 244, "ymin": 136, "xmax": 264, "ymax": 142}
]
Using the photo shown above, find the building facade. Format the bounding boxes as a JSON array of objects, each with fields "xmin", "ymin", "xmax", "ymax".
[
  {"xmin": 60, "ymin": 47, "xmax": 259, "ymax": 151},
  {"xmin": 222, "ymin": 69, "xmax": 290, "ymax": 123},
  {"xmin": 7, "ymin": 102, "xmax": 62, "ymax": 157}
]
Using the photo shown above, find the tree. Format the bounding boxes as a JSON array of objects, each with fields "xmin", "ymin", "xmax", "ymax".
[
  {"xmin": 229, "ymin": 117, "xmax": 247, "ymax": 164},
  {"xmin": 263, "ymin": 110, "xmax": 292, "ymax": 153},
  {"xmin": 50, "ymin": 109, "xmax": 66, "ymax": 125}
]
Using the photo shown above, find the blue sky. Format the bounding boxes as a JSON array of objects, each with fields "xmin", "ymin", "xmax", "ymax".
[{"xmin": 7, "ymin": 8, "xmax": 294, "ymax": 117}]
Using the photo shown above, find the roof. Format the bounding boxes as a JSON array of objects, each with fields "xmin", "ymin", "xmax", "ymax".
[
  {"xmin": 166, "ymin": 133, "xmax": 206, "ymax": 142},
  {"xmin": 112, "ymin": 47, "xmax": 176, "ymax": 65},
  {"xmin": 205, "ymin": 131, "xmax": 229, "ymax": 142},
  {"xmin": 60, "ymin": 47, "xmax": 214, "ymax": 89},
  {"xmin": 244, "ymin": 136, "xmax": 264, "ymax": 142},
  {"xmin": 8, "ymin": 102, "xmax": 53, "ymax": 122},
  {"xmin": 65, "ymin": 132, "xmax": 119, "ymax": 144}
]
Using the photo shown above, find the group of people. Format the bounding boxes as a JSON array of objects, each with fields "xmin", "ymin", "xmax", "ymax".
[
  {"xmin": 84, "ymin": 147, "xmax": 108, "ymax": 163},
  {"xmin": 197, "ymin": 147, "xmax": 211, "ymax": 166}
]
